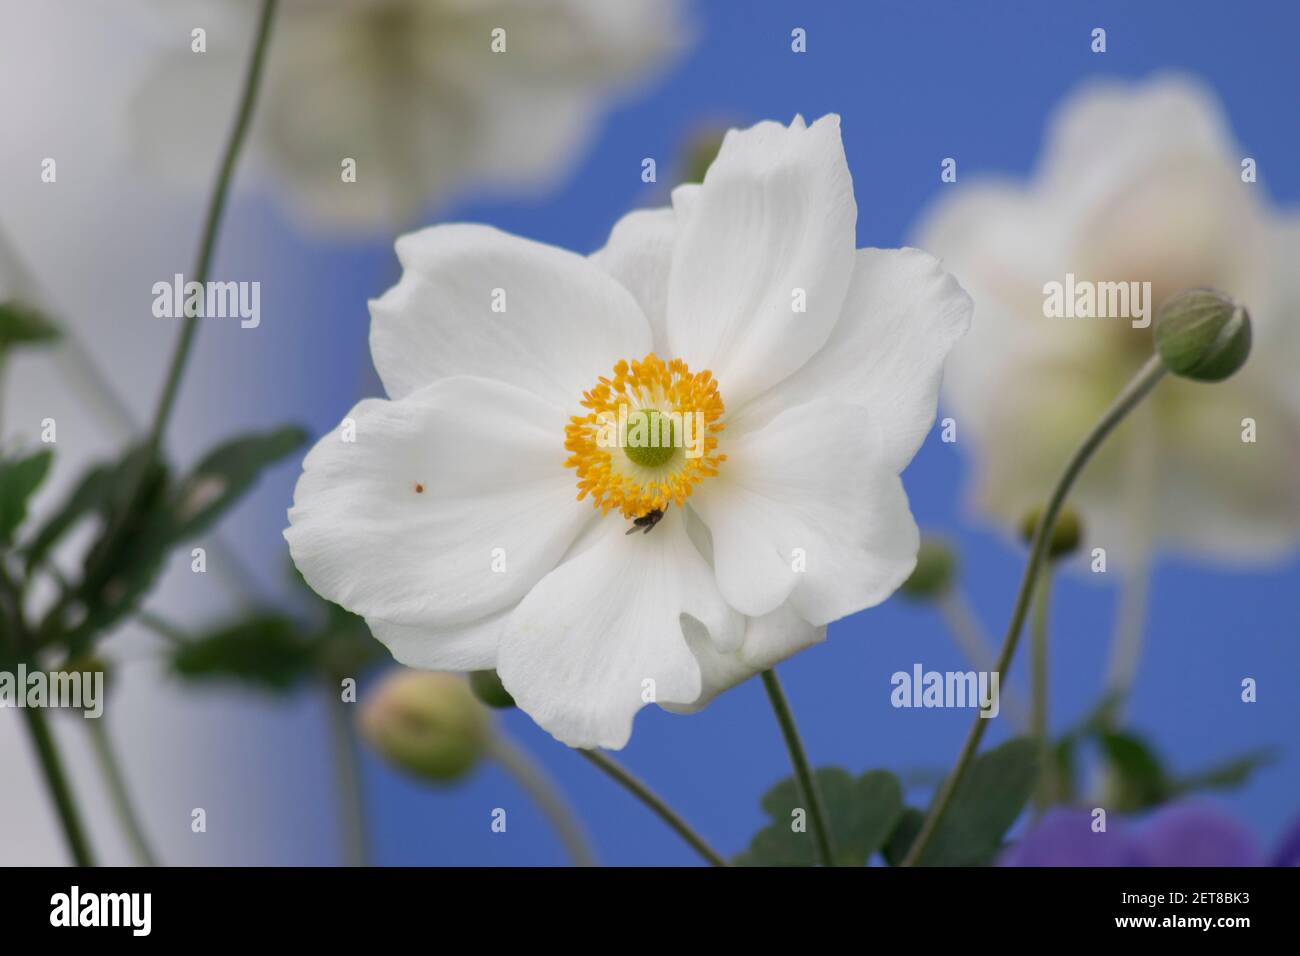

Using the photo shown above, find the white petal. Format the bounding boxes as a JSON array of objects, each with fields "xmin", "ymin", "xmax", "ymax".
[
  {"xmin": 690, "ymin": 400, "xmax": 919, "ymax": 624},
  {"xmin": 496, "ymin": 508, "xmax": 741, "ymax": 749},
  {"xmin": 285, "ymin": 376, "xmax": 589, "ymax": 628},
  {"xmin": 1039, "ymin": 74, "xmax": 1234, "ymax": 201},
  {"xmin": 588, "ymin": 185, "xmax": 702, "ymax": 355},
  {"xmin": 370, "ymin": 224, "xmax": 652, "ymax": 404},
  {"xmin": 367, "ymin": 610, "xmax": 506, "ymax": 672},
  {"xmin": 667, "ymin": 603, "xmax": 827, "ymax": 713},
  {"xmin": 589, "ymin": 205, "xmax": 676, "ymax": 352},
  {"xmin": 671, "ymin": 182, "xmax": 700, "ymax": 219},
  {"xmin": 666, "ymin": 115, "xmax": 857, "ymax": 408},
  {"xmin": 911, "ymin": 182, "xmax": 1081, "ymax": 450},
  {"xmin": 737, "ymin": 247, "xmax": 972, "ymax": 471},
  {"xmin": 1041, "ymin": 79, "xmax": 1267, "ymax": 314}
]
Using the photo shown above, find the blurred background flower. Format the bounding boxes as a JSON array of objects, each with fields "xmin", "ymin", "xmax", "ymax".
[
  {"xmin": 912, "ymin": 73, "xmax": 1300, "ymax": 728},
  {"xmin": 915, "ymin": 74, "xmax": 1300, "ymax": 567},
  {"xmin": 132, "ymin": 0, "xmax": 692, "ymax": 231}
]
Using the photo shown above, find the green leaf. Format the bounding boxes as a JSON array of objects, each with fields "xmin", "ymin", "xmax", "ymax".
[
  {"xmin": 171, "ymin": 614, "xmax": 317, "ymax": 692},
  {"xmin": 286, "ymin": 558, "xmax": 386, "ymax": 680},
  {"xmin": 737, "ymin": 768, "xmax": 904, "ymax": 866},
  {"xmin": 170, "ymin": 425, "xmax": 307, "ymax": 540},
  {"xmin": 1169, "ymin": 749, "xmax": 1275, "ymax": 796},
  {"xmin": 895, "ymin": 737, "xmax": 1040, "ymax": 866},
  {"xmin": 0, "ymin": 449, "xmax": 53, "ymax": 544},
  {"xmin": 65, "ymin": 451, "xmax": 172, "ymax": 647},
  {"xmin": 22, "ymin": 445, "xmax": 157, "ymax": 573},
  {"xmin": 1099, "ymin": 732, "xmax": 1169, "ymax": 810},
  {"xmin": 313, "ymin": 604, "xmax": 386, "ymax": 680},
  {"xmin": 1046, "ymin": 735, "xmax": 1079, "ymax": 806},
  {"xmin": 30, "ymin": 426, "xmax": 306, "ymax": 651},
  {"xmin": 0, "ymin": 301, "xmax": 60, "ymax": 350},
  {"xmin": 881, "ymin": 807, "xmax": 925, "ymax": 866}
]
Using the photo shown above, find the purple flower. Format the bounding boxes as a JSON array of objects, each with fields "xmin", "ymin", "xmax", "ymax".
[
  {"xmin": 1271, "ymin": 815, "xmax": 1300, "ymax": 867},
  {"xmin": 1001, "ymin": 802, "xmax": 1296, "ymax": 867},
  {"xmin": 1133, "ymin": 804, "xmax": 1260, "ymax": 867},
  {"xmin": 998, "ymin": 809, "xmax": 1142, "ymax": 866}
]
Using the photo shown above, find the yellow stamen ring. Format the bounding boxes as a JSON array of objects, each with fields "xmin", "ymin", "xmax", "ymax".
[{"xmin": 564, "ymin": 353, "xmax": 726, "ymax": 519}]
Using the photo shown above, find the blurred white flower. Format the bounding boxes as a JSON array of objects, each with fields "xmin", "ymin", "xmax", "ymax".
[
  {"xmin": 134, "ymin": 0, "xmax": 689, "ymax": 230},
  {"xmin": 915, "ymin": 75, "xmax": 1300, "ymax": 564},
  {"xmin": 1, "ymin": 2, "xmax": 357, "ymax": 865},
  {"xmin": 285, "ymin": 115, "xmax": 971, "ymax": 749}
]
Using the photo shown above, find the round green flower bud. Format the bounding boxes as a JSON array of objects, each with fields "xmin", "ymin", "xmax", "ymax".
[
  {"xmin": 900, "ymin": 538, "xmax": 956, "ymax": 599},
  {"xmin": 1018, "ymin": 505, "xmax": 1083, "ymax": 561},
  {"xmin": 359, "ymin": 671, "xmax": 490, "ymax": 782},
  {"xmin": 1154, "ymin": 288, "xmax": 1251, "ymax": 382},
  {"xmin": 469, "ymin": 669, "xmax": 515, "ymax": 709}
]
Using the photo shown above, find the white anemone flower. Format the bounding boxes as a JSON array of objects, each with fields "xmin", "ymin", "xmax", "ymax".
[
  {"xmin": 915, "ymin": 74, "xmax": 1300, "ymax": 564},
  {"xmin": 135, "ymin": 0, "xmax": 687, "ymax": 229},
  {"xmin": 286, "ymin": 115, "xmax": 972, "ymax": 749}
]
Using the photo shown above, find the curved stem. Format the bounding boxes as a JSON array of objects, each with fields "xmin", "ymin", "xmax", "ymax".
[
  {"xmin": 145, "ymin": 0, "xmax": 279, "ymax": 453},
  {"xmin": 902, "ymin": 356, "xmax": 1167, "ymax": 867},
  {"xmin": 324, "ymin": 683, "xmax": 369, "ymax": 866},
  {"xmin": 1029, "ymin": 568, "xmax": 1052, "ymax": 814},
  {"xmin": 577, "ymin": 748, "xmax": 728, "ymax": 867},
  {"xmin": 0, "ymin": 230, "xmax": 265, "ymax": 609},
  {"xmin": 936, "ymin": 588, "xmax": 1028, "ymax": 729},
  {"xmin": 489, "ymin": 735, "xmax": 596, "ymax": 867},
  {"xmin": 0, "ymin": 564, "xmax": 96, "ymax": 866},
  {"xmin": 136, "ymin": 608, "xmax": 190, "ymax": 647},
  {"xmin": 86, "ymin": 716, "xmax": 159, "ymax": 866},
  {"xmin": 1103, "ymin": 408, "xmax": 1156, "ymax": 728},
  {"xmin": 22, "ymin": 706, "xmax": 96, "ymax": 866},
  {"xmin": 1103, "ymin": 561, "xmax": 1151, "ymax": 727},
  {"xmin": 760, "ymin": 668, "xmax": 835, "ymax": 867}
]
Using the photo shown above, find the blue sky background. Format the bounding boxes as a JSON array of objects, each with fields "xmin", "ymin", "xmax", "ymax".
[{"xmin": 229, "ymin": 0, "xmax": 1300, "ymax": 865}]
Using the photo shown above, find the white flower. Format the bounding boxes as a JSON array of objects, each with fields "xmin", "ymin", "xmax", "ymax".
[
  {"xmin": 135, "ymin": 0, "xmax": 687, "ymax": 229},
  {"xmin": 286, "ymin": 115, "xmax": 971, "ymax": 748},
  {"xmin": 915, "ymin": 75, "xmax": 1300, "ymax": 564}
]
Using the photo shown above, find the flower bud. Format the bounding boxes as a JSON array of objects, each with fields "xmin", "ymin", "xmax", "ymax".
[
  {"xmin": 1154, "ymin": 288, "xmax": 1251, "ymax": 382},
  {"xmin": 900, "ymin": 538, "xmax": 956, "ymax": 599},
  {"xmin": 359, "ymin": 671, "xmax": 490, "ymax": 782},
  {"xmin": 469, "ymin": 669, "xmax": 515, "ymax": 709},
  {"xmin": 1018, "ymin": 505, "xmax": 1082, "ymax": 561}
]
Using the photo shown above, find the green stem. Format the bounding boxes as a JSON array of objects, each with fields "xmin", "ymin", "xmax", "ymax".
[
  {"xmin": 1102, "ymin": 405, "xmax": 1157, "ymax": 727},
  {"xmin": 902, "ymin": 355, "xmax": 1167, "ymax": 867},
  {"xmin": 760, "ymin": 668, "xmax": 835, "ymax": 867},
  {"xmin": 936, "ymin": 588, "xmax": 1028, "ymax": 730},
  {"xmin": 1029, "ymin": 568, "xmax": 1052, "ymax": 813},
  {"xmin": 0, "ymin": 229, "xmax": 264, "ymax": 609},
  {"xmin": 86, "ymin": 716, "xmax": 159, "ymax": 866},
  {"xmin": 324, "ymin": 682, "xmax": 369, "ymax": 866},
  {"xmin": 577, "ymin": 748, "xmax": 727, "ymax": 867},
  {"xmin": 490, "ymin": 734, "xmax": 596, "ymax": 867},
  {"xmin": 136, "ymin": 608, "xmax": 190, "ymax": 646},
  {"xmin": 22, "ymin": 705, "xmax": 96, "ymax": 866},
  {"xmin": 0, "ymin": 562, "xmax": 96, "ymax": 866},
  {"xmin": 145, "ymin": 0, "xmax": 279, "ymax": 453}
]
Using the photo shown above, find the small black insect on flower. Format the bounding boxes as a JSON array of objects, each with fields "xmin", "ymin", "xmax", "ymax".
[{"xmin": 626, "ymin": 508, "xmax": 665, "ymax": 535}]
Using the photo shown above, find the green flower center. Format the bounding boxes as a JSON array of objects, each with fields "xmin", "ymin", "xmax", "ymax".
[{"xmin": 622, "ymin": 409, "xmax": 678, "ymax": 469}]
